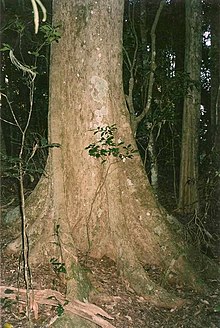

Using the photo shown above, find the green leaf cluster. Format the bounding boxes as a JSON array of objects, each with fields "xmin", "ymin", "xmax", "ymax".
[
  {"xmin": 85, "ymin": 124, "xmax": 137, "ymax": 163},
  {"xmin": 56, "ymin": 303, "xmax": 65, "ymax": 316},
  {"xmin": 0, "ymin": 43, "xmax": 12, "ymax": 52},
  {"xmin": 39, "ymin": 23, "xmax": 62, "ymax": 45},
  {"xmin": 50, "ymin": 258, "xmax": 67, "ymax": 274}
]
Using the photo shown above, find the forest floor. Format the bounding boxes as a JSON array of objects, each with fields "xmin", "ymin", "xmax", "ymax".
[
  {"xmin": 1, "ymin": 180, "xmax": 220, "ymax": 328},
  {"xmin": 1, "ymin": 224, "xmax": 220, "ymax": 328}
]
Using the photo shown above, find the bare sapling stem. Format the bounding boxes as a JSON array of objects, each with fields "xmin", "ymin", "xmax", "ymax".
[{"xmin": 2, "ymin": 50, "xmax": 37, "ymax": 327}]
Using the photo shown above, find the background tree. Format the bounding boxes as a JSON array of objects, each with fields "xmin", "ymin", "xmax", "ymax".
[
  {"xmin": 178, "ymin": 0, "xmax": 202, "ymax": 214},
  {"xmin": 208, "ymin": 0, "xmax": 220, "ymax": 254},
  {"xmin": 123, "ymin": 0, "xmax": 165, "ymax": 192}
]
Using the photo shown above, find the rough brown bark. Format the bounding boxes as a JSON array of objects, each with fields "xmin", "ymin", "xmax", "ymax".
[
  {"xmin": 178, "ymin": 0, "xmax": 202, "ymax": 214},
  {"xmin": 5, "ymin": 2, "xmax": 217, "ymax": 324}
]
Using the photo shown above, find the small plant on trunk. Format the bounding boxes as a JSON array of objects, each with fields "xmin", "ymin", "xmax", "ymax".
[{"xmin": 85, "ymin": 124, "xmax": 137, "ymax": 164}]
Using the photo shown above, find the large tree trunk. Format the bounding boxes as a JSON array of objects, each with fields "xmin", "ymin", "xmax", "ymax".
[
  {"xmin": 6, "ymin": 1, "xmax": 218, "ymax": 324},
  {"xmin": 178, "ymin": 0, "xmax": 202, "ymax": 214}
]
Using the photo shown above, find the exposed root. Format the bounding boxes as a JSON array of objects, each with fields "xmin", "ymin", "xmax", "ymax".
[
  {"xmin": 115, "ymin": 242, "xmax": 189, "ymax": 309},
  {"xmin": 0, "ymin": 285, "xmax": 115, "ymax": 328},
  {"xmin": 121, "ymin": 263, "xmax": 187, "ymax": 309}
]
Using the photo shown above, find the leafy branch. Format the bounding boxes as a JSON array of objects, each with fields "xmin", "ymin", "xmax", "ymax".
[{"xmin": 85, "ymin": 124, "xmax": 137, "ymax": 164}]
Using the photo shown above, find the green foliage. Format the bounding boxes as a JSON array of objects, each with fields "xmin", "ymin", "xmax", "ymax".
[
  {"xmin": 1, "ymin": 153, "xmax": 44, "ymax": 180},
  {"xmin": 39, "ymin": 23, "xmax": 62, "ymax": 45},
  {"xmin": 2, "ymin": 16, "xmax": 26, "ymax": 34},
  {"xmin": 0, "ymin": 43, "xmax": 12, "ymax": 52},
  {"xmin": 1, "ymin": 2, "xmax": 55, "ymax": 191},
  {"xmin": 1, "ymin": 140, "xmax": 60, "ymax": 182},
  {"xmin": 1, "ymin": 298, "xmax": 17, "ymax": 310},
  {"xmin": 213, "ymin": 304, "xmax": 220, "ymax": 313},
  {"xmin": 0, "ymin": 21, "xmax": 61, "ymax": 56},
  {"xmin": 1, "ymin": 154, "xmax": 21, "ymax": 179},
  {"xmin": 50, "ymin": 258, "xmax": 67, "ymax": 274},
  {"xmin": 47, "ymin": 298, "xmax": 69, "ymax": 317},
  {"xmin": 55, "ymin": 300, "xmax": 68, "ymax": 317},
  {"xmin": 56, "ymin": 303, "xmax": 65, "ymax": 317},
  {"xmin": 85, "ymin": 124, "xmax": 137, "ymax": 164}
]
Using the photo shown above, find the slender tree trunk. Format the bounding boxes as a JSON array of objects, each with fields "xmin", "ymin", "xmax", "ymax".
[
  {"xmin": 210, "ymin": 0, "xmax": 220, "ymax": 252},
  {"xmin": 178, "ymin": 0, "xmax": 202, "ymax": 214},
  {"xmin": 148, "ymin": 130, "xmax": 159, "ymax": 192},
  {"xmin": 210, "ymin": 0, "xmax": 220, "ymax": 141}
]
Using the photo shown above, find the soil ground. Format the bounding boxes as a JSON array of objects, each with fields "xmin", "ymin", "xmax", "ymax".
[
  {"xmin": 1, "ymin": 224, "xmax": 220, "ymax": 328},
  {"xmin": 1, "ymin": 179, "xmax": 220, "ymax": 328}
]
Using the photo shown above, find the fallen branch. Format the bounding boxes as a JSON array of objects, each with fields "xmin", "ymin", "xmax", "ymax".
[{"xmin": 0, "ymin": 285, "xmax": 115, "ymax": 328}]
